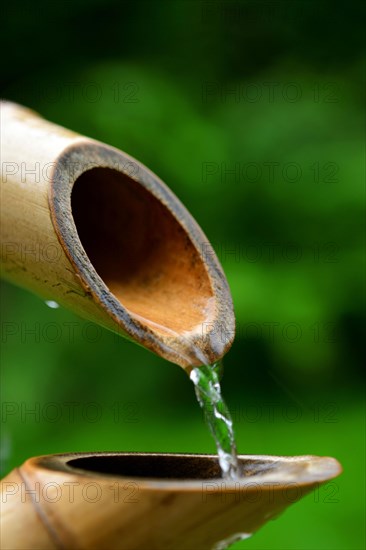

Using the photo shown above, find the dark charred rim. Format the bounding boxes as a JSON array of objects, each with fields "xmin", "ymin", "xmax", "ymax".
[
  {"xmin": 48, "ymin": 140, "xmax": 235, "ymax": 369},
  {"xmin": 25, "ymin": 452, "xmax": 342, "ymax": 490}
]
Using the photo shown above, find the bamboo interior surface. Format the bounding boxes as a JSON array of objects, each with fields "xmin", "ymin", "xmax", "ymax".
[{"xmin": 71, "ymin": 167, "xmax": 214, "ymax": 335}]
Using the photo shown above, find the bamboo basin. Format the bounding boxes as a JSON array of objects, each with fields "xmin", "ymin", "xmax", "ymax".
[{"xmin": 0, "ymin": 452, "xmax": 342, "ymax": 550}]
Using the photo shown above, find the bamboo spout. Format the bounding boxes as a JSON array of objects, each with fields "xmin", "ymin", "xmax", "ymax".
[
  {"xmin": 0, "ymin": 101, "xmax": 234, "ymax": 369},
  {"xmin": 0, "ymin": 452, "xmax": 342, "ymax": 550}
]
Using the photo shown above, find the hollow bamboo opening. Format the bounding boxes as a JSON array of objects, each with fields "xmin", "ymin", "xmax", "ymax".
[
  {"xmin": 71, "ymin": 167, "xmax": 214, "ymax": 336},
  {"xmin": 67, "ymin": 454, "xmax": 223, "ymax": 479},
  {"xmin": 65, "ymin": 454, "xmax": 282, "ymax": 480}
]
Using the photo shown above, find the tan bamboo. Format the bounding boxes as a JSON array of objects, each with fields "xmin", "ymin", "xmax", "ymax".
[
  {"xmin": 0, "ymin": 452, "xmax": 342, "ymax": 550},
  {"xmin": 0, "ymin": 101, "xmax": 234, "ymax": 369}
]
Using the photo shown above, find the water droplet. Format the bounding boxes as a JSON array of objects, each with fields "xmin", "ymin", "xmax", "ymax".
[
  {"xmin": 45, "ymin": 300, "xmax": 60, "ymax": 309},
  {"xmin": 213, "ymin": 532, "xmax": 253, "ymax": 550}
]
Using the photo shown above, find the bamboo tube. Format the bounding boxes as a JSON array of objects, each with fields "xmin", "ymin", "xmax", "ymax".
[
  {"xmin": 0, "ymin": 101, "xmax": 235, "ymax": 369},
  {"xmin": 0, "ymin": 452, "xmax": 342, "ymax": 550}
]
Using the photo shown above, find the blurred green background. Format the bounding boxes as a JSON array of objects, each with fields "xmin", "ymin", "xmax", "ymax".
[{"xmin": 1, "ymin": 1, "xmax": 365, "ymax": 549}]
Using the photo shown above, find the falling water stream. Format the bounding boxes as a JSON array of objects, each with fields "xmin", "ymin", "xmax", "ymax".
[{"xmin": 190, "ymin": 361, "xmax": 241, "ymax": 480}]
